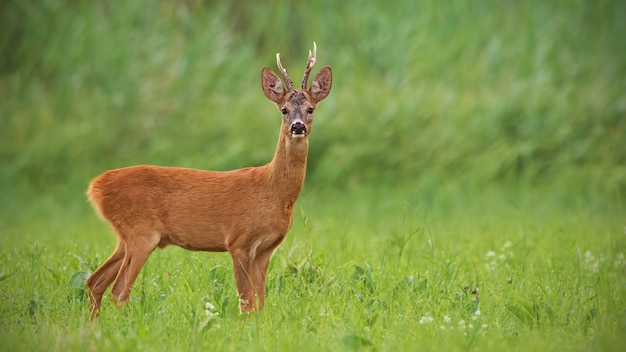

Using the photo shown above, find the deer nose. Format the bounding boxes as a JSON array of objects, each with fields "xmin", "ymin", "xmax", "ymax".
[{"xmin": 290, "ymin": 122, "xmax": 307, "ymax": 136}]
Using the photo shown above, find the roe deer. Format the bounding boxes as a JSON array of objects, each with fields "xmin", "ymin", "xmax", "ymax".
[{"xmin": 86, "ymin": 43, "xmax": 332, "ymax": 318}]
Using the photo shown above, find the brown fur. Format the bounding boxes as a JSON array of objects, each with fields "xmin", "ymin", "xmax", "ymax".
[{"xmin": 86, "ymin": 60, "xmax": 332, "ymax": 319}]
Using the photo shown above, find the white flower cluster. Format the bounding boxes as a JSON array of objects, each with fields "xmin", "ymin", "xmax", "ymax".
[
  {"xmin": 419, "ymin": 315, "xmax": 434, "ymax": 324},
  {"xmin": 581, "ymin": 250, "xmax": 625, "ymax": 275},
  {"xmin": 485, "ymin": 241, "xmax": 513, "ymax": 272},
  {"xmin": 584, "ymin": 250, "xmax": 600, "ymax": 274},
  {"xmin": 614, "ymin": 253, "xmax": 625, "ymax": 270},
  {"xmin": 198, "ymin": 299, "xmax": 220, "ymax": 331},
  {"xmin": 205, "ymin": 301, "xmax": 219, "ymax": 318},
  {"xmin": 419, "ymin": 310, "xmax": 487, "ymax": 334}
]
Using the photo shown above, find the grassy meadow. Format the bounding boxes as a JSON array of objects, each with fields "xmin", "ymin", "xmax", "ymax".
[{"xmin": 1, "ymin": 0, "xmax": 625, "ymax": 350}]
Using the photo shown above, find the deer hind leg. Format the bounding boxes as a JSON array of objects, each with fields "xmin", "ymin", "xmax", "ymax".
[
  {"xmin": 110, "ymin": 234, "xmax": 160, "ymax": 306},
  {"xmin": 86, "ymin": 241, "xmax": 126, "ymax": 318}
]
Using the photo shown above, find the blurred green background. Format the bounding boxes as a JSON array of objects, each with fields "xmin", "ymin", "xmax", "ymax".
[{"xmin": 1, "ymin": 0, "xmax": 624, "ymax": 228}]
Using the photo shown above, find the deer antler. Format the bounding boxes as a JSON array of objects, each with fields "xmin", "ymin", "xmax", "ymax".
[
  {"xmin": 276, "ymin": 53, "xmax": 294, "ymax": 91},
  {"xmin": 301, "ymin": 42, "xmax": 317, "ymax": 90}
]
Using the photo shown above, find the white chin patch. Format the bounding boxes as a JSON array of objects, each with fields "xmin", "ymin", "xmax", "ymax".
[{"xmin": 291, "ymin": 133, "xmax": 306, "ymax": 138}]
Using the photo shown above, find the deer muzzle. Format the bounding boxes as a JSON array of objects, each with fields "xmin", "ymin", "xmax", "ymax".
[{"xmin": 290, "ymin": 121, "xmax": 307, "ymax": 138}]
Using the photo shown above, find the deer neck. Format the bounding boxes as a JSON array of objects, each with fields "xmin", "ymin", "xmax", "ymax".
[{"xmin": 268, "ymin": 131, "xmax": 309, "ymax": 200}]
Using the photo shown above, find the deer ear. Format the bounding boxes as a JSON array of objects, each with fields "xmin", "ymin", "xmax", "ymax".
[
  {"xmin": 262, "ymin": 67, "xmax": 284, "ymax": 103},
  {"xmin": 310, "ymin": 66, "xmax": 332, "ymax": 103}
]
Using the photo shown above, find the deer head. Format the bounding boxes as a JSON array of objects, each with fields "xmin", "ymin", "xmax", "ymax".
[{"xmin": 262, "ymin": 42, "xmax": 332, "ymax": 139}]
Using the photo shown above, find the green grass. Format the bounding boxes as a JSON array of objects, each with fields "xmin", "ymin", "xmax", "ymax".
[
  {"xmin": 1, "ymin": 186, "xmax": 624, "ymax": 351},
  {"xmin": 1, "ymin": 0, "xmax": 625, "ymax": 350}
]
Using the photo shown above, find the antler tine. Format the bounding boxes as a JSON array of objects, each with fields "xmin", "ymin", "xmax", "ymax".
[
  {"xmin": 301, "ymin": 41, "xmax": 317, "ymax": 90},
  {"xmin": 276, "ymin": 53, "xmax": 294, "ymax": 91}
]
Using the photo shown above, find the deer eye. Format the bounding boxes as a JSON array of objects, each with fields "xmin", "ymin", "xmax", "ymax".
[
  {"xmin": 307, "ymin": 107, "xmax": 314, "ymax": 114},
  {"xmin": 281, "ymin": 108, "xmax": 288, "ymax": 115}
]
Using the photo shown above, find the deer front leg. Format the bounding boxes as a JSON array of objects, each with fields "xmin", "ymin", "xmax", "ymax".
[
  {"xmin": 230, "ymin": 249, "xmax": 256, "ymax": 313},
  {"xmin": 250, "ymin": 249, "xmax": 274, "ymax": 311}
]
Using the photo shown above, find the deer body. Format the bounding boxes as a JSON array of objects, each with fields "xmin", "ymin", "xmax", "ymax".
[{"xmin": 86, "ymin": 44, "xmax": 331, "ymax": 318}]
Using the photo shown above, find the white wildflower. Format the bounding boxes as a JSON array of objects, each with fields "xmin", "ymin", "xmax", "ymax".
[
  {"xmin": 614, "ymin": 253, "xmax": 625, "ymax": 269},
  {"xmin": 203, "ymin": 300, "xmax": 219, "ymax": 318},
  {"xmin": 584, "ymin": 250, "xmax": 600, "ymax": 273},
  {"xmin": 419, "ymin": 315, "xmax": 434, "ymax": 324}
]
